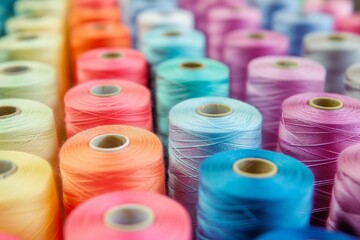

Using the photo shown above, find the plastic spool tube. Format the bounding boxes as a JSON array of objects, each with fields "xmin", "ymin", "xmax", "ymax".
[
  {"xmin": 303, "ymin": 32, "xmax": 360, "ymax": 94},
  {"xmin": 15, "ymin": 0, "xmax": 67, "ymax": 16},
  {"xmin": 69, "ymin": 7, "xmax": 120, "ymax": 28},
  {"xmin": 277, "ymin": 92, "xmax": 360, "ymax": 226},
  {"xmin": 77, "ymin": 48, "xmax": 148, "ymax": 86},
  {"xmin": 197, "ymin": 149, "xmax": 314, "ymax": 240},
  {"xmin": 137, "ymin": 9, "xmax": 194, "ymax": 49},
  {"xmin": 224, "ymin": 30, "xmax": 288, "ymax": 100},
  {"xmin": 345, "ymin": 63, "xmax": 360, "ymax": 99},
  {"xmin": 274, "ymin": 11, "xmax": 333, "ymax": 56},
  {"xmin": 257, "ymin": 227, "xmax": 356, "ymax": 240},
  {"xmin": 338, "ymin": 13, "xmax": 360, "ymax": 34},
  {"xmin": 141, "ymin": 27, "xmax": 205, "ymax": 67},
  {"xmin": 60, "ymin": 125, "xmax": 165, "ymax": 213},
  {"xmin": 0, "ymin": 150, "xmax": 62, "ymax": 240},
  {"xmin": 65, "ymin": 191, "xmax": 191, "ymax": 240},
  {"xmin": 206, "ymin": 5, "xmax": 261, "ymax": 61},
  {"xmin": 169, "ymin": 97, "xmax": 262, "ymax": 226},
  {"xmin": 156, "ymin": 58, "xmax": 229, "ymax": 143},
  {"xmin": 64, "ymin": 80, "xmax": 152, "ymax": 137},
  {"xmin": 327, "ymin": 144, "xmax": 360, "ymax": 237},
  {"xmin": 246, "ymin": 56, "xmax": 325, "ymax": 150}
]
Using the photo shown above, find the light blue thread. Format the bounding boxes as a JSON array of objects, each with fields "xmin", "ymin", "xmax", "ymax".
[{"xmin": 197, "ymin": 149, "xmax": 314, "ymax": 240}]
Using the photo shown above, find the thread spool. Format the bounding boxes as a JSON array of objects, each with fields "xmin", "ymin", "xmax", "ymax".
[
  {"xmin": 137, "ymin": 9, "xmax": 194, "ymax": 48},
  {"xmin": 338, "ymin": 13, "xmax": 360, "ymax": 34},
  {"xmin": 0, "ymin": 99, "xmax": 58, "ymax": 169},
  {"xmin": 69, "ymin": 7, "xmax": 120, "ymax": 28},
  {"xmin": 118, "ymin": 0, "xmax": 177, "ymax": 46},
  {"xmin": 257, "ymin": 227, "xmax": 356, "ymax": 240},
  {"xmin": 77, "ymin": 48, "xmax": 148, "ymax": 86},
  {"xmin": 5, "ymin": 13, "xmax": 64, "ymax": 34},
  {"xmin": 304, "ymin": 0, "xmax": 353, "ymax": 29},
  {"xmin": 193, "ymin": 0, "xmax": 244, "ymax": 32},
  {"xmin": 274, "ymin": 11, "xmax": 333, "ymax": 56},
  {"xmin": 60, "ymin": 125, "xmax": 164, "ymax": 214},
  {"xmin": 0, "ymin": 150, "xmax": 62, "ymax": 240},
  {"xmin": 65, "ymin": 191, "xmax": 191, "ymax": 240},
  {"xmin": 15, "ymin": 0, "xmax": 67, "ymax": 16},
  {"xmin": 246, "ymin": 56, "xmax": 325, "ymax": 150},
  {"xmin": 70, "ymin": 21, "xmax": 131, "ymax": 78},
  {"xmin": 141, "ymin": 27, "xmax": 205, "ymax": 67},
  {"xmin": 206, "ymin": 5, "xmax": 261, "ymax": 61},
  {"xmin": 169, "ymin": 97, "xmax": 262, "ymax": 225},
  {"xmin": 327, "ymin": 144, "xmax": 360, "ymax": 237},
  {"xmin": 197, "ymin": 149, "xmax": 314, "ymax": 239},
  {"xmin": 277, "ymin": 92, "xmax": 360, "ymax": 226},
  {"xmin": 64, "ymin": 80, "xmax": 152, "ymax": 138},
  {"xmin": 156, "ymin": 58, "xmax": 229, "ymax": 143},
  {"xmin": 345, "ymin": 63, "xmax": 360, "ymax": 99},
  {"xmin": 0, "ymin": 233, "xmax": 20, "ymax": 240},
  {"xmin": 224, "ymin": 30, "xmax": 288, "ymax": 100},
  {"xmin": 303, "ymin": 32, "xmax": 360, "ymax": 94}
]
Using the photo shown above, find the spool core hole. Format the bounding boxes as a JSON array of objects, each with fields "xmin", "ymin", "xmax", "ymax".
[
  {"xmin": 90, "ymin": 134, "xmax": 129, "ymax": 152},
  {"xmin": 90, "ymin": 85, "xmax": 121, "ymax": 97},
  {"xmin": 104, "ymin": 204, "xmax": 155, "ymax": 232},
  {"xmin": 196, "ymin": 104, "xmax": 233, "ymax": 117},
  {"xmin": 163, "ymin": 31, "xmax": 182, "ymax": 37},
  {"xmin": 92, "ymin": 24, "xmax": 107, "ymax": 30},
  {"xmin": 274, "ymin": 60, "xmax": 298, "ymax": 69},
  {"xmin": 2, "ymin": 66, "xmax": 30, "ymax": 75},
  {"xmin": 328, "ymin": 34, "xmax": 346, "ymax": 41},
  {"xmin": 309, "ymin": 97, "xmax": 344, "ymax": 110},
  {"xmin": 0, "ymin": 160, "xmax": 17, "ymax": 180},
  {"xmin": 17, "ymin": 33, "xmax": 38, "ymax": 41},
  {"xmin": 248, "ymin": 33, "xmax": 265, "ymax": 39},
  {"xmin": 0, "ymin": 106, "xmax": 20, "ymax": 119},
  {"xmin": 102, "ymin": 52, "xmax": 122, "ymax": 59},
  {"xmin": 181, "ymin": 62, "xmax": 203, "ymax": 69},
  {"xmin": 233, "ymin": 158, "xmax": 277, "ymax": 178}
]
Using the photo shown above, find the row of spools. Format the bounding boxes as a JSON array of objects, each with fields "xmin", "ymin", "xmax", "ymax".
[{"xmin": 0, "ymin": 0, "xmax": 360, "ymax": 240}]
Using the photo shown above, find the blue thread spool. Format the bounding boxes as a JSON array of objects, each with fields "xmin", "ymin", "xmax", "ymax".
[
  {"xmin": 197, "ymin": 149, "xmax": 314, "ymax": 240},
  {"xmin": 156, "ymin": 58, "xmax": 229, "ymax": 143},
  {"xmin": 274, "ymin": 11, "xmax": 333, "ymax": 56}
]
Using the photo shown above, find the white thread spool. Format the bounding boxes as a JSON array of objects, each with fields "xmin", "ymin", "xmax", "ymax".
[{"xmin": 345, "ymin": 63, "xmax": 360, "ymax": 100}]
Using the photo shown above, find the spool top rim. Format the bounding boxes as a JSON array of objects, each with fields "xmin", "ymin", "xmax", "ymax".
[
  {"xmin": 89, "ymin": 133, "xmax": 130, "ymax": 152},
  {"xmin": 309, "ymin": 97, "xmax": 344, "ymax": 110},
  {"xmin": 89, "ymin": 85, "xmax": 122, "ymax": 97},
  {"xmin": 196, "ymin": 103, "xmax": 234, "ymax": 118},
  {"xmin": 233, "ymin": 158, "xmax": 278, "ymax": 178}
]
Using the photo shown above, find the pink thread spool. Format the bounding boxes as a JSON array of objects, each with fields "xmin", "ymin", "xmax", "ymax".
[
  {"xmin": 328, "ymin": 144, "xmax": 360, "ymax": 237},
  {"xmin": 206, "ymin": 5, "xmax": 260, "ymax": 61},
  {"xmin": 64, "ymin": 80, "xmax": 152, "ymax": 138},
  {"xmin": 338, "ymin": 13, "xmax": 360, "ymax": 34},
  {"xmin": 247, "ymin": 56, "xmax": 325, "ymax": 150},
  {"xmin": 64, "ymin": 191, "xmax": 191, "ymax": 240},
  {"xmin": 277, "ymin": 93, "xmax": 360, "ymax": 226},
  {"xmin": 194, "ymin": 0, "xmax": 244, "ymax": 32},
  {"xmin": 304, "ymin": 0, "xmax": 353, "ymax": 29},
  {"xmin": 224, "ymin": 30, "xmax": 288, "ymax": 100},
  {"xmin": 77, "ymin": 48, "xmax": 148, "ymax": 86}
]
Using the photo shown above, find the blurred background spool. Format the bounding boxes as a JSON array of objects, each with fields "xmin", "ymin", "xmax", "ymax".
[
  {"xmin": 277, "ymin": 92, "xmax": 360, "ymax": 226},
  {"xmin": 137, "ymin": 8, "xmax": 194, "ymax": 48},
  {"xmin": 327, "ymin": 144, "xmax": 360, "ymax": 237},
  {"xmin": 15, "ymin": 0, "xmax": 67, "ymax": 16},
  {"xmin": 70, "ymin": 21, "xmax": 131, "ymax": 79},
  {"xmin": 0, "ymin": 6, "xmax": 10, "ymax": 37},
  {"xmin": 206, "ymin": 5, "xmax": 261, "ymax": 61},
  {"xmin": 193, "ymin": 0, "xmax": 243, "ymax": 33},
  {"xmin": 0, "ymin": 151, "xmax": 62, "ymax": 240},
  {"xmin": 65, "ymin": 191, "xmax": 191, "ymax": 240},
  {"xmin": 273, "ymin": 11, "xmax": 333, "ymax": 56},
  {"xmin": 197, "ymin": 149, "xmax": 314, "ymax": 239},
  {"xmin": 247, "ymin": 56, "xmax": 325, "ymax": 150},
  {"xmin": 69, "ymin": 7, "xmax": 120, "ymax": 28},
  {"xmin": 169, "ymin": 97, "xmax": 262, "ymax": 225},
  {"xmin": 345, "ymin": 63, "xmax": 360, "ymax": 99},
  {"xmin": 60, "ymin": 125, "xmax": 165, "ymax": 214},
  {"xmin": 0, "ymin": 233, "xmax": 20, "ymax": 240},
  {"xmin": 224, "ymin": 30, "xmax": 288, "ymax": 100},
  {"xmin": 0, "ymin": 99, "xmax": 58, "ymax": 170},
  {"xmin": 304, "ymin": 0, "xmax": 353, "ymax": 29},
  {"xmin": 77, "ymin": 48, "xmax": 148, "ymax": 86},
  {"xmin": 257, "ymin": 227, "xmax": 356, "ymax": 240},
  {"xmin": 338, "ymin": 13, "xmax": 360, "ymax": 34},
  {"xmin": 303, "ymin": 32, "xmax": 360, "ymax": 94},
  {"xmin": 64, "ymin": 80, "xmax": 152, "ymax": 138},
  {"xmin": 141, "ymin": 27, "xmax": 205, "ymax": 67},
  {"xmin": 156, "ymin": 58, "xmax": 229, "ymax": 143},
  {"xmin": 255, "ymin": 0, "xmax": 299, "ymax": 29}
]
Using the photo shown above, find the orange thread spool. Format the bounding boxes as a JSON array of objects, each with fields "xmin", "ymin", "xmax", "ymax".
[
  {"xmin": 60, "ymin": 125, "xmax": 165, "ymax": 214},
  {"xmin": 69, "ymin": 7, "xmax": 121, "ymax": 28}
]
